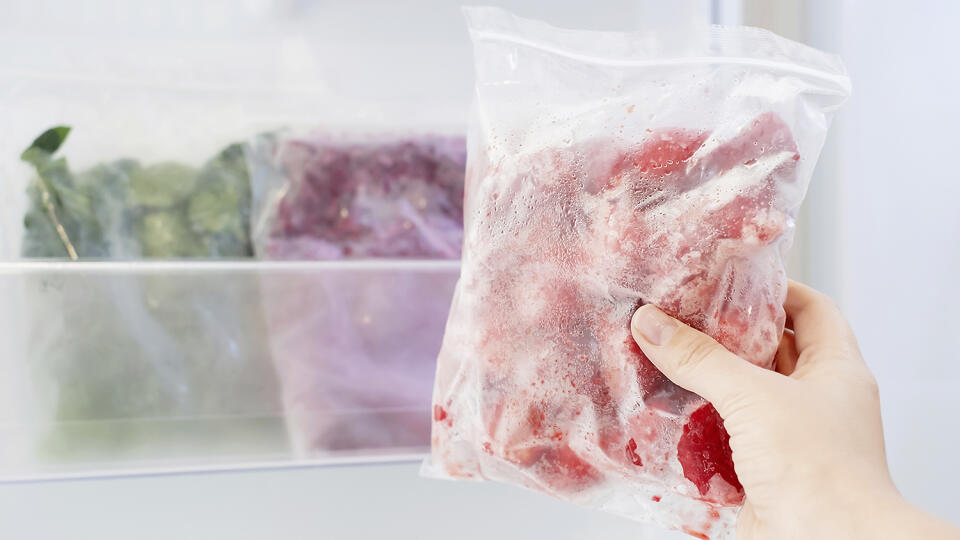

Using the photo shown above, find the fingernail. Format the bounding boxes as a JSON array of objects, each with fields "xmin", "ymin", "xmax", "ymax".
[{"xmin": 632, "ymin": 306, "xmax": 678, "ymax": 346}]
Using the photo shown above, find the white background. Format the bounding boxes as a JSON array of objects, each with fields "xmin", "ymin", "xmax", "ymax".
[
  {"xmin": 832, "ymin": 0, "xmax": 960, "ymax": 525},
  {"xmin": 0, "ymin": 1, "xmax": 958, "ymax": 538}
]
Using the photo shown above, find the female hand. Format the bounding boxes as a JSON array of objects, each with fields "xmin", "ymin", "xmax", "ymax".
[{"xmin": 631, "ymin": 280, "xmax": 960, "ymax": 539}]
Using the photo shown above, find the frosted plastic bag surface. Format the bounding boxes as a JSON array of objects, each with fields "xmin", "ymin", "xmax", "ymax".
[
  {"xmin": 251, "ymin": 132, "xmax": 466, "ymax": 260},
  {"xmin": 19, "ymin": 127, "xmax": 253, "ymax": 259},
  {"xmin": 12, "ymin": 126, "xmax": 283, "ymax": 463},
  {"xmin": 258, "ymin": 265, "xmax": 459, "ymax": 454},
  {"xmin": 0, "ymin": 47, "xmax": 290, "ymax": 464},
  {"xmin": 16, "ymin": 267, "xmax": 287, "ymax": 467},
  {"xmin": 249, "ymin": 132, "xmax": 466, "ymax": 453},
  {"xmin": 428, "ymin": 7, "xmax": 850, "ymax": 538}
]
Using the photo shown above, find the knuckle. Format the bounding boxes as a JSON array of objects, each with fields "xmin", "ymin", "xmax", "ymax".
[
  {"xmin": 675, "ymin": 335, "xmax": 721, "ymax": 375},
  {"xmin": 830, "ymin": 368, "xmax": 880, "ymax": 401},
  {"xmin": 861, "ymin": 371, "xmax": 881, "ymax": 398},
  {"xmin": 715, "ymin": 389, "xmax": 754, "ymax": 422},
  {"xmin": 818, "ymin": 291, "xmax": 841, "ymax": 312},
  {"xmin": 801, "ymin": 282, "xmax": 839, "ymax": 311},
  {"xmin": 715, "ymin": 370, "xmax": 780, "ymax": 420}
]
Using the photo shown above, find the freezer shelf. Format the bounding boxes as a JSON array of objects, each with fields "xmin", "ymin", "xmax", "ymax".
[{"xmin": 0, "ymin": 259, "xmax": 459, "ymax": 483}]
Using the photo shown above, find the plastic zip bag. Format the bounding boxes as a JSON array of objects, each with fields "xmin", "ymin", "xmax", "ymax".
[
  {"xmin": 248, "ymin": 131, "xmax": 466, "ymax": 454},
  {"xmin": 250, "ymin": 131, "xmax": 466, "ymax": 261},
  {"xmin": 255, "ymin": 263, "xmax": 459, "ymax": 454},
  {"xmin": 427, "ymin": 7, "xmax": 850, "ymax": 538},
  {"xmin": 19, "ymin": 126, "xmax": 253, "ymax": 259},
  {"xmin": 0, "ymin": 56, "xmax": 290, "ymax": 466}
]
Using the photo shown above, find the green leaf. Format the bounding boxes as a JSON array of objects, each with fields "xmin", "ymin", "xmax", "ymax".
[
  {"xmin": 20, "ymin": 128, "xmax": 84, "ymax": 259},
  {"xmin": 21, "ymin": 126, "xmax": 71, "ymax": 167}
]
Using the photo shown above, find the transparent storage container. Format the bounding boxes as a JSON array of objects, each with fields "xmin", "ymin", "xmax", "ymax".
[
  {"xmin": 0, "ymin": 259, "xmax": 459, "ymax": 482},
  {"xmin": 0, "ymin": 15, "xmax": 466, "ymax": 481}
]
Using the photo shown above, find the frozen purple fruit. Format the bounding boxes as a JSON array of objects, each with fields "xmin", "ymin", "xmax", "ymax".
[
  {"xmin": 260, "ymin": 133, "xmax": 466, "ymax": 260},
  {"xmin": 250, "ymin": 132, "xmax": 466, "ymax": 455}
]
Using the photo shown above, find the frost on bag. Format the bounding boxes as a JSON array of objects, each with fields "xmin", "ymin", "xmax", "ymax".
[
  {"xmin": 249, "ymin": 132, "xmax": 465, "ymax": 453},
  {"xmin": 428, "ymin": 8, "xmax": 850, "ymax": 538}
]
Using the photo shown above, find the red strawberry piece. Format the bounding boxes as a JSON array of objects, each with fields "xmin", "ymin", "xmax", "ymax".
[
  {"xmin": 693, "ymin": 112, "xmax": 798, "ymax": 180},
  {"xmin": 626, "ymin": 437, "xmax": 643, "ymax": 466},
  {"xmin": 617, "ymin": 129, "xmax": 709, "ymax": 177},
  {"xmin": 677, "ymin": 404, "xmax": 743, "ymax": 497},
  {"xmin": 538, "ymin": 444, "xmax": 604, "ymax": 492},
  {"xmin": 628, "ymin": 335, "xmax": 697, "ymax": 415},
  {"xmin": 594, "ymin": 129, "xmax": 709, "ymax": 194}
]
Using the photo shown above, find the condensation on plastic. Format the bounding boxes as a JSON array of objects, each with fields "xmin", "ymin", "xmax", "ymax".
[{"xmin": 426, "ymin": 7, "xmax": 850, "ymax": 539}]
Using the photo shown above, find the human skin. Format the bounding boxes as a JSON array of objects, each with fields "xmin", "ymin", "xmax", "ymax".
[{"xmin": 631, "ymin": 280, "xmax": 960, "ymax": 540}]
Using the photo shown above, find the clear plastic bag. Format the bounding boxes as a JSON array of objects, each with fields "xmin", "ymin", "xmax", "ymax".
[
  {"xmin": 248, "ymin": 131, "xmax": 466, "ymax": 454},
  {"xmin": 256, "ymin": 263, "xmax": 459, "ymax": 454},
  {"xmin": 427, "ymin": 7, "xmax": 850, "ymax": 538},
  {"xmin": 249, "ymin": 131, "xmax": 467, "ymax": 261},
  {"xmin": 0, "ymin": 39, "xmax": 293, "ymax": 465},
  {"xmin": 18, "ymin": 126, "xmax": 253, "ymax": 259},
  {"xmin": 17, "ymin": 266, "xmax": 287, "ymax": 466}
]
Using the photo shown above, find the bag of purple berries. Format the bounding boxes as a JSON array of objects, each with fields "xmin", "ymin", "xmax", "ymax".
[
  {"xmin": 250, "ymin": 131, "xmax": 466, "ymax": 261},
  {"xmin": 247, "ymin": 131, "xmax": 466, "ymax": 455}
]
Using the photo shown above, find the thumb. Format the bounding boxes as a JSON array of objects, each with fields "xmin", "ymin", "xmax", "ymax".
[{"xmin": 631, "ymin": 304, "xmax": 771, "ymax": 416}]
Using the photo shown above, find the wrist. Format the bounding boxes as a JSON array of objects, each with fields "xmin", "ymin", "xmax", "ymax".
[
  {"xmin": 804, "ymin": 466, "xmax": 901, "ymax": 539},
  {"xmin": 857, "ymin": 492, "xmax": 960, "ymax": 540},
  {"xmin": 845, "ymin": 489, "xmax": 906, "ymax": 538}
]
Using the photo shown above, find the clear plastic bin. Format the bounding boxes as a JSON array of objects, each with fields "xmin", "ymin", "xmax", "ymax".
[
  {"xmin": 0, "ymin": 10, "xmax": 466, "ymax": 482},
  {"xmin": 0, "ymin": 72, "xmax": 463, "ymax": 482},
  {"xmin": 0, "ymin": 259, "xmax": 459, "ymax": 482}
]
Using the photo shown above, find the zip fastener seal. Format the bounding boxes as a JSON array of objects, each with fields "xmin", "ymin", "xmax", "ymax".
[{"xmin": 470, "ymin": 30, "xmax": 852, "ymax": 95}]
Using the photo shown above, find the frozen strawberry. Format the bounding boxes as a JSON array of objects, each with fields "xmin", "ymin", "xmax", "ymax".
[
  {"xmin": 594, "ymin": 129, "xmax": 709, "ymax": 194},
  {"xmin": 692, "ymin": 112, "xmax": 798, "ymax": 180},
  {"xmin": 629, "ymin": 336, "xmax": 698, "ymax": 415},
  {"xmin": 631, "ymin": 129, "xmax": 710, "ymax": 177},
  {"xmin": 677, "ymin": 404, "xmax": 743, "ymax": 497}
]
